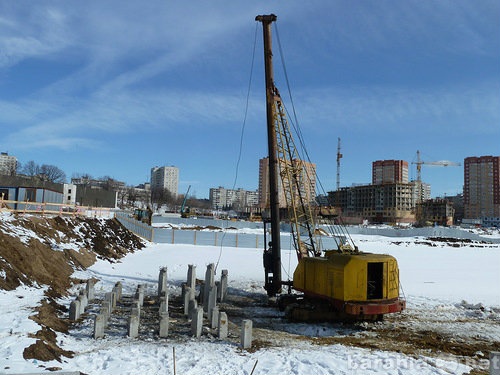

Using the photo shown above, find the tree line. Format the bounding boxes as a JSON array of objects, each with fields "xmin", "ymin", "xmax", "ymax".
[{"xmin": 18, "ymin": 160, "xmax": 66, "ymax": 183}]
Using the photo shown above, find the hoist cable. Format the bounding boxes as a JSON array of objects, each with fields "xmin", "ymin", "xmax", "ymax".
[
  {"xmin": 274, "ymin": 23, "xmax": 356, "ymax": 250},
  {"xmin": 215, "ymin": 22, "xmax": 258, "ymax": 272}
]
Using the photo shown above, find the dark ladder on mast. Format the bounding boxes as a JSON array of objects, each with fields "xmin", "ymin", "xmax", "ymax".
[{"xmin": 256, "ymin": 14, "xmax": 282, "ymax": 297}]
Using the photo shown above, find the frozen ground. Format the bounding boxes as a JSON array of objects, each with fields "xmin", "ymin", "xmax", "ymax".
[{"xmin": 1, "ymin": 232, "xmax": 499, "ymax": 374}]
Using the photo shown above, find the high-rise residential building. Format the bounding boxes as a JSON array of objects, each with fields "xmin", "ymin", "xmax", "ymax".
[
  {"xmin": 258, "ymin": 157, "xmax": 316, "ymax": 209},
  {"xmin": 464, "ymin": 156, "xmax": 500, "ymax": 222},
  {"xmin": 0, "ymin": 152, "xmax": 17, "ymax": 176},
  {"xmin": 372, "ymin": 160, "xmax": 409, "ymax": 185},
  {"xmin": 150, "ymin": 166, "xmax": 179, "ymax": 197}
]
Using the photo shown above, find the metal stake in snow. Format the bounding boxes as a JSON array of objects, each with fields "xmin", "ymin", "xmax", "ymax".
[
  {"xmin": 173, "ymin": 347, "xmax": 177, "ymax": 375},
  {"xmin": 250, "ymin": 360, "xmax": 258, "ymax": 375}
]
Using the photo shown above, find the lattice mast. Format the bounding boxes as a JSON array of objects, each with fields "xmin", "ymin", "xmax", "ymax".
[{"xmin": 257, "ymin": 15, "xmax": 319, "ymax": 299}]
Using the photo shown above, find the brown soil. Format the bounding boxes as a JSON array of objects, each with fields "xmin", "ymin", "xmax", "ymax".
[
  {"xmin": 214, "ymin": 291, "xmax": 500, "ymax": 374},
  {"xmin": 0, "ymin": 214, "xmax": 144, "ymax": 362},
  {"xmin": 311, "ymin": 326, "xmax": 500, "ymax": 361},
  {"xmin": 0, "ymin": 215, "xmax": 143, "ymax": 293},
  {"xmin": 24, "ymin": 326, "xmax": 74, "ymax": 362}
]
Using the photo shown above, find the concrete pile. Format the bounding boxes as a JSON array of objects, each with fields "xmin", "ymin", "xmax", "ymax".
[
  {"xmin": 73, "ymin": 263, "xmax": 252, "ymax": 349},
  {"xmin": 182, "ymin": 263, "xmax": 248, "ymax": 346},
  {"xmin": 69, "ymin": 279, "xmax": 95, "ymax": 321}
]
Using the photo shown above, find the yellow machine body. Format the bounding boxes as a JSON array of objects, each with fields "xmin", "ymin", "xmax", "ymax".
[{"xmin": 292, "ymin": 251, "xmax": 404, "ymax": 317}]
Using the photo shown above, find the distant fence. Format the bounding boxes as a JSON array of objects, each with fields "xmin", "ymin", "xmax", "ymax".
[
  {"xmin": 152, "ymin": 215, "xmax": 289, "ymax": 231},
  {"xmin": 117, "ymin": 212, "xmax": 353, "ymax": 250},
  {"xmin": 114, "ymin": 212, "xmax": 154, "ymax": 241},
  {"xmin": 0, "ymin": 198, "xmax": 115, "ymax": 218},
  {"xmin": 116, "ymin": 212, "xmax": 500, "ymax": 246},
  {"xmin": 116, "ymin": 211, "xmax": 284, "ymax": 249},
  {"xmin": 346, "ymin": 225, "xmax": 500, "ymax": 244}
]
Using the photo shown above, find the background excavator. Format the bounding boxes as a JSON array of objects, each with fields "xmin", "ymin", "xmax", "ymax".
[{"xmin": 256, "ymin": 14, "xmax": 405, "ymax": 321}]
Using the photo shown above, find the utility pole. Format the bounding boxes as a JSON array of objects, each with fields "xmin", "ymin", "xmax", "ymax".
[{"xmin": 256, "ymin": 14, "xmax": 282, "ymax": 297}]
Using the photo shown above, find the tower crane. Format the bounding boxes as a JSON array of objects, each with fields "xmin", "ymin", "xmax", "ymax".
[
  {"xmin": 336, "ymin": 138, "xmax": 342, "ymax": 191},
  {"xmin": 413, "ymin": 150, "xmax": 461, "ymax": 183},
  {"xmin": 412, "ymin": 150, "xmax": 461, "ymax": 202}
]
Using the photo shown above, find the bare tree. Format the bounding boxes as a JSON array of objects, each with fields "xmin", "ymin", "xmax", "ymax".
[
  {"xmin": 15, "ymin": 161, "xmax": 22, "ymax": 175},
  {"xmin": 151, "ymin": 188, "xmax": 175, "ymax": 208},
  {"xmin": 127, "ymin": 187, "xmax": 138, "ymax": 207},
  {"xmin": 117, "ymin": 188, "xmax": 127, "ymax": 209},
  {"xmin": 99, "ymin": 176, "xmax": 122, "ymax": 191},
  {"xmin": 40, "ymin": 164, "xmax": 66, "ymax": 183},
  {"xmin": 6, "ymin": 160, "xmax": 19, "ymax": 176},
  {"xmin": 22, "ymin": 160, "xmax": 40, "ymax": 177}
]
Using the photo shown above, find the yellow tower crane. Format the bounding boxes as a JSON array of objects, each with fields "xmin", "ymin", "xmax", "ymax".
[{"xmin": 412, "ymin": 150, "xmax": 461, "ymax": 202}]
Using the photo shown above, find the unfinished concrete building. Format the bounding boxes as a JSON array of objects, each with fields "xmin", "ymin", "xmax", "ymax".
[
  {"xmin": 330, "ymin": 183, "xmax": 416, "ymax": 224},
  {"xmin": 327, "ymin": 158, "xmax": 440, "ymax": 224},
  {"xmin": 415, "ymin": 198, "xmax": 455, "ymax": 226}
]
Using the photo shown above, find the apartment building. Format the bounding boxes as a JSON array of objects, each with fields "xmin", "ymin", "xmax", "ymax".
[
  {"xmin": 150, "ymin": 166, "xmax": 179, "ymax": 197},
  {"xmin": 258, "ymin": 157, "xmax": 316, "ymax": 209},
  {"xmin": 209, "ymin": 186, "xmax": 258, "ymax": 210},
  {"xmin": 372, "ymin": 160, "xmax": 408, "ymax": 184},
  {"xmin": 0, "ymin": 152, "xmax": 17, "ymax": 176},
  {"xmin": 464, "ymin": 156, "xmax": 500, "ymax": 225}
]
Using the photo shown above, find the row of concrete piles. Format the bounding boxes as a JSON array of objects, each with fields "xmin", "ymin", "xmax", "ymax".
[
  {"xmin": 82, "ymin": 264, "xmax": 252, "ymax": 349},
  {"xmin": 69, "ymin": 280, "xmax": 96, "ymax": 321},
  {"xmin": 82, "ymin": 278, "xmax": 162, "ymax": 340},
  {"xmin": 93, "ymin": 281, "xmax": 127, "ymax": 339},
  {"xmin": 90, "ymin": 281, "xmax": 163, "ymax": 340},
  {"xmin": 182, "ymin": 263, "xmax": 253, "ymax": 349}
]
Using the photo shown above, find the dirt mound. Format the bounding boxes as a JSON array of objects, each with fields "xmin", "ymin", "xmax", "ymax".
[
  {"xmin": 0, "ymin": 214, "xmax": 143, "ymax": 294},
  {"xmin": 0, "ymin": 213, "xmax": 144, "ymax": 362},
  {"xmin": 24, "ymin": 326, "xmax": 74, "ymax": 363}
]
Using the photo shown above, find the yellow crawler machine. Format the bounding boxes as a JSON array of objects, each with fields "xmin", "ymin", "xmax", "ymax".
[
  {"xmin": 256, "ymin": 14, "xmax": 405, "ymax": 321},
  {"xmin": 291, "ymin": 252, "xmax": 404, "ymax": 320}
]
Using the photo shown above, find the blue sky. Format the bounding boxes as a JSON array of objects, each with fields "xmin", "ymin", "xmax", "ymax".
[{"xmin": 1, "ymin": 1, "xmax": 499, "ymax": 199}]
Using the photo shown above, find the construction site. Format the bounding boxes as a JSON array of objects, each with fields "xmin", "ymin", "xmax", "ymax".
[
  {"xmin": 0, "ymin": 212, "xmax": 499, "ymax": 374},
  {"xmin": 1, "ymin": 8, "xmax": 499, "ymax": 375}
]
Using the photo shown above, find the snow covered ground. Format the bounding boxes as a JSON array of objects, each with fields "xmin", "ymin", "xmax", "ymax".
[{"xmin": 1, "ymin": 232, "xmax": 499, "ymax": 374}]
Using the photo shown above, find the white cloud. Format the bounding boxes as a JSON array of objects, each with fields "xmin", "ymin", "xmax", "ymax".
[
  {"xmin": 296, "ymin": 1, "xmax": 499, "ymax": 57},
  {"xmin": 0, "ymin": 6, "xmax": 72, "ymax": 68},
  {"xmin": 295, "ymin": 83, "xmax": 500, "ymax": 135},
  {"xmin": 0, "ymin": 1, "xmax": 498, "ymax": 158},
  {"xmin": 1, "ymin": 87, "xmax": 252, "ymax": 152}
]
